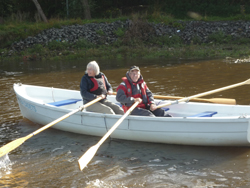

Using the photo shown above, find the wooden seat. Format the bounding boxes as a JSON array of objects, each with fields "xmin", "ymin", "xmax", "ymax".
[
  {"xmin": 189, "ymin": 111, "xmax": 217, "ymax": 117},
  {"xmin": 48, "ymin": 99, "xmax": 82, "ymax": 107}
]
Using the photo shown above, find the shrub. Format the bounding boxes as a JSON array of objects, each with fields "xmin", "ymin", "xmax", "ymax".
[
  {"xmin": 96, "ymin": 29, "xmax": 105, "ymax": 36},
  {"xmin": 207, "ymin": 30, "xmax": 232, "ymax": 44},
  {"xmin": 74, "ymin": 38, "xmax": 94, "ymax": 49},
  {"xmin": 233, "ymin": 37, "xmax": 250, "ymax": 45},
  {"xmin": 48, "ymin": 40, "xmax": 68, "ymax": 50},
  {"xmin": 192, "ymin": 35, "xmax": 202, "ymax": 44},
  {"xmin": 114, "ymin": 27, "xmax": 125, "ymax": 37},
  {"xmin": 28, "ymin": 44, "xmax": 43, "ymax": 53},
  {"xmin": 148, "ymin": 35, "xmax": 183, "ymax": 46},
  {"xmin": 112, "ymin": 38, "xmax": 123, "ymax": 47}
]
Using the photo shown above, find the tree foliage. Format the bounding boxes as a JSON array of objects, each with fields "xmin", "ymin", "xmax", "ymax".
[{"xmin": 0, "ymin": 0, "xmax": 249, "ymax": 21}]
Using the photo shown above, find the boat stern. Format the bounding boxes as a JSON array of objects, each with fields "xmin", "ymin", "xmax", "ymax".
[{"xmin": 247, "ymin": 119, "xmax": 250, "ymax": 143}]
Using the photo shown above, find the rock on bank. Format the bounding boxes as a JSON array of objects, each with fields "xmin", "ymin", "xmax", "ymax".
[{"xmin": 10, "ymin": 20, "xmax": 250, "ymax": 51}]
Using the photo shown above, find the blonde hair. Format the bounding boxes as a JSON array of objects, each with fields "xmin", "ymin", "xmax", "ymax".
[{"xmin": 86, "ymin": 61, "xmax": 100, "ymax": 75}]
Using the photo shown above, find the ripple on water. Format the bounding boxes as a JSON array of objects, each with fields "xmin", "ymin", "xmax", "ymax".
[
  {"xmin": 2, "ymin": 60, "xmax": 250, "ymax": 187},
  {"xmin": 105, "ymin": 165, "xmax": 131, "ymax": 179},
  {"xmin": 167, "ymin": 165, "xmax": 177, "ymax": 172},
  {"xmin": 210, "ymin": 171, "xmax": 224, "ymax": 177},
  {"xmin": 185, "ymin": 170, "xmax": 208, "ymax": 177},
  {"xmin": 149, "ymin": 158, "xmax": 161, "ymax": 163},
  {"xmin": 0, "ymin": 154, "xmax": 13, "ymax": 179},
  {"xmin": 86, "ymin": 179, "xmax": 129, "ymax": 188}
]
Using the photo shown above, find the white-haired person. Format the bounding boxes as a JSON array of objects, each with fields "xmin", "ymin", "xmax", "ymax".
[{"xmin": 80, "ymin": 61, "xmax": 124, "ymax": 115}]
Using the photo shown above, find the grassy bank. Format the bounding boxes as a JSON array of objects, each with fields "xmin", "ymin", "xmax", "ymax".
[
  {"xmin": 1, "ymin": 42, "xmax": 250, "ymax": 62},
  {"xmin": 1, "ymin": 14, "xmax": 250, "ymax": 62}
]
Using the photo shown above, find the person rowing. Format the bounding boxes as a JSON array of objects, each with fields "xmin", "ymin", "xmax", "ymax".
[
  {"xmin": 116, "ymin": 65, "xmax": 172, "ymax": 117},
  {"xmin": 80, "ymin": 61, "xmax": 124, "ymax": 115}
]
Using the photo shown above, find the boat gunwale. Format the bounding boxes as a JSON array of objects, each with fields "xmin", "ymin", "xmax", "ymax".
[
  {"xmin": 13, "ymin": 83, "xmax": 250, "ymax": 123},
  {"xmin": 14, "ymin": 94, "xmax": 250, "ymax": 124}
]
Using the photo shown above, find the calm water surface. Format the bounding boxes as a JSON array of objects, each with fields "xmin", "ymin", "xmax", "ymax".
[{"xmin": 1, "ymin": 58, "xmax": 250, "ymax": 187}]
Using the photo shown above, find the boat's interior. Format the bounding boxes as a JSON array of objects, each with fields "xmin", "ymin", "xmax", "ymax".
[
  {"xmin": 15, "ymin": 84, "xmax": 250, "ymax": 118},
  {"xmin": 46, "ymin": 97, "xmax": 218, "ymax": 117}
]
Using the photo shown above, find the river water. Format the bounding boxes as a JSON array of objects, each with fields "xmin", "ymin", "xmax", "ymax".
[{"xmin": 1, "ymin": 58, "xmax": 250, "ymax": 188}]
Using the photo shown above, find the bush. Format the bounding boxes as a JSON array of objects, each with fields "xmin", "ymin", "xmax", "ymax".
[
  {"xmin": 192, "ymin": 35, "xmax": 202, "ymax": 44},
  {"xmin": 112, "ymin": 38, "xmax": 123, "ymax": 47},
  {"xmin": 96, "ymin": 29, "xmax": 105, "ymax": 36},
  {"xmin": 104, "ymin": 8, "xmax": 121, "ymax": 18},
  {"xmin": 147, "ymin": 35, "xmax": 183, "ymax": 46},
  {"xmin": 233, "ymin": 37, "xmax": 250, "ymax": 45},
  {"xmin": 114, "ymin": 27, "xmax": 125, "ymax": 37},
  {"xmin": 48, "ymin": 40, "xmax": 68, "ymax": 50},
  {"xmin": 74, "ymin": 38, "xmax": 94, "ymax": 49},
  {"xmin": 28, "ymin": 44, "xmax": 43, "ymax": 53},
  {"xmin": 207, "ymin": 30, "xmax": 232, "ymax": 44}
]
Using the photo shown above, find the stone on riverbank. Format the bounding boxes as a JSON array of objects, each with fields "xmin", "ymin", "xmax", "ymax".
[{"xmin": 9, "ymin": 20, "xmax": 250, "ymax": 53}]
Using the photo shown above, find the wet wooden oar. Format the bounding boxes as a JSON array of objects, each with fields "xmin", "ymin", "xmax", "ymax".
[
  {"xmin": 153, "ymin": 95, "xmax": 236, "ymax": 105},
  {"xmin": 78, "ymin": 101, "xmax": 139, "ymax": 171},
  {"xmin": 112, "ymin": 92, "xmax": 236, "ymax": 105},
  {"xmin": 157, "ymin": 79, "xmax": 250, "ymax": 109},
  {"xmin": 0, "ymin": 97, "xmax": 102, "ymax": 158}
]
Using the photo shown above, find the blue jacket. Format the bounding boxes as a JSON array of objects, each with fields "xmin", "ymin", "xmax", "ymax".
[{"xmin": 80, "ymin": 72, "xmax": 113, "ymax": 104}]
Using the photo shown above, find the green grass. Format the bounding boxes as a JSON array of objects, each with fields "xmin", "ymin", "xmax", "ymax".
[
  {"xmin": 96, "ymin": 29, "xmax": 105, "ymax": 36},
  {"xmin": 1, "ymin": 14, "xmax": 250, "ymax": 62},
  {"xmin": 0, "ymin": 17, "xmax": 128, "ymax": 48},
  {"xmin": 3, "ymin": 42, "xmax": 250, "ymax": 62},
  {"xmin": 114, "ymin": 28, "xmax": 126, "ymax": 37},
  {"xmin": 1, "ymin": 13, "xmax": 249, "ymax": 48}
]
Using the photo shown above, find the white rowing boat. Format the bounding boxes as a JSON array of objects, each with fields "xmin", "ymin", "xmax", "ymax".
[{"xmin": 13, "ymin": 83, "xmax": 250, "ymax": 146}]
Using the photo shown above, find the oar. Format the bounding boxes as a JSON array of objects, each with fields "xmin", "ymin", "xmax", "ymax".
[
  {"xmin": 157, "ymin": 78, "xmax": 250, "ymax": 109},
  {"xmin": 78, "ymin": 101, "xmax": 140, "ymax": 171},
  {"xmin": 111, "ymin": 92, "xmax": 236, "ymax": 105},
  {"xmin": 0, "ymin": 97, "xmax": 102, "ymax": 158},
  {"xmin": 153, "ymin": 95, "xmax": 236, "ymax": 105}
]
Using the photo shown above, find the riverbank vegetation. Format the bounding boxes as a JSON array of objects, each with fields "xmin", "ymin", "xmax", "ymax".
[{"xmin": 1, "ymin": 0, "xmax": 250, "ymax": 62}]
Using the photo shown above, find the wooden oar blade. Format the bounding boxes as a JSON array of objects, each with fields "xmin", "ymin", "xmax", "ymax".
[
  {"xmin": 245, "ymin": 79, "xmax": 250, "ymax": 85},
  {"xmin": 78, "ymin": 102, "xmax": 139, "ymax": 171},
  {"xmin": 0, "ymin": 99, "xmax": 101, "ymax": 163},
  {"xmin": 78, "ymin": 144, "xmax": 99, "ymax": 171},
  {"xmin": 0, "ymin": 136, "xmax": 30, "ymax": 158},
  {"xmin": 210, "ymin": 98, "xmax": 236, "ymax": 105}
]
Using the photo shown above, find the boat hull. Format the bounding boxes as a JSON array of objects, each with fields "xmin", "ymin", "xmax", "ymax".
[{"xmin": 14, "ymin": 83, "xmax": 250, "ymax": 146}]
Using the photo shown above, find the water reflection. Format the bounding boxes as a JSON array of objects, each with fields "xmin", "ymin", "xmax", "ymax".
[
  {"xmin": 0, "ymin": 170, "xmax": 29, "ymax": 188},
  {"xmin": 0, "ymin": 155, "xmax": 29, "ymax": 187}
]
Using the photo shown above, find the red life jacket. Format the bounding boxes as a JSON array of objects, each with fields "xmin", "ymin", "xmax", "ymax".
[
  {"xmin": 89, "ymin": 75, "xmax": 107, "ymax": 95},
  {"xmin": 117, "ymin": 77, "xmax": 150, "ymax": 112}
]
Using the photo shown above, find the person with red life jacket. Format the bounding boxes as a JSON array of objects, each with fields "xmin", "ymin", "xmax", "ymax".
[
  {"xmin": 80, "ymin": 61, "xmax": 124, "ymax": 115},
  {"xmin": 116, "ymin": 66, "xmax": 172, "ymax": 117}
]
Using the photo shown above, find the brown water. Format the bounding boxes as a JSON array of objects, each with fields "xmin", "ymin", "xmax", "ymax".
[{"xmin": 1, "ymin": 58, "xmax": 250, "ymax": 187}]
